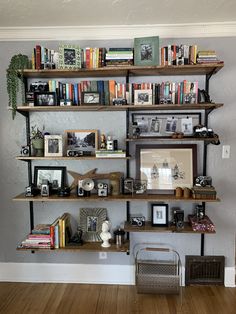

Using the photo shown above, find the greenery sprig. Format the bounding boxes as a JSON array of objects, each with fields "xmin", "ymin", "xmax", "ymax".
[{"xmin": 6, "ymin": 54, "xmax": 29, "ymax": 119}]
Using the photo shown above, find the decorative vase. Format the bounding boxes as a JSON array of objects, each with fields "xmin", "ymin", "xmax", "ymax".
[{"xmin": 31, "ymin": 138, "xmax": 44, "ymax": 157}]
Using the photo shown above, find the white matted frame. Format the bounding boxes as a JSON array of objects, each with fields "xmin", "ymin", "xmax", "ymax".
[
  {"xmin": 44, "ymin": 135, "xmax": 63, "ymax": 157},
  {"xmin": 134, "ymin": 89, "xmax": 153, "ymax": 105},
  {"xmin": 151, "ymin": 203, "xmax": 169, "ymax": 227}
]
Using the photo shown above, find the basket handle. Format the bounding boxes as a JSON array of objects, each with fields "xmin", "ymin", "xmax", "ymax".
[{"xmin": 145, "ymin": 247, "xmax": 170, "ymax": 252}]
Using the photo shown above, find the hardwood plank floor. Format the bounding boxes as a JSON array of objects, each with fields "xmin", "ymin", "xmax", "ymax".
[{"xmin": 0, "ymin": 283, "xmax": 235, "ymax": 314}]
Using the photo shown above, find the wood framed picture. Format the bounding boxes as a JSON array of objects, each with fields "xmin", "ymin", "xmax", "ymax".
[
  {"xmin": 34, "ymin": 166, "xmax": 66, "ymax": 190},
  {"xmin": 34, "ymin": 92, "xmax": 56, "ymax": 106},
  {"xmin": 134, "ymin": 36, "xmax": 159, "ymax": 66},
  {"xmin": 65, "ymin": 129, "xmax": 98, "ymax": 155},
  {"xmin": 151, "ymin": 203, "xmax": 168, "ymax": 227},
  {"xmin": 58, "ymin": 44, "xmax": 81, "ymax": 69},
  {"xmin": 131, "ymin": 112, "xmax": 201, "ymax": 137},
  {"xmin": 44, "ymin": 135, "xmax": 63, "ymax": 157},
  {"xmin": 136, "ymin": 144, "xmax": 197, "ymax": 194},
  {"xmin": 80, "ymin": 208, "xmax": 107, "ymax": 242},
  {"xmin": 81, "ymin": 92, "xmax": 100, "ymax": 105},
  {"xmin": 134, "ymin": 89, "xmax": 153, "ymax": 105}
]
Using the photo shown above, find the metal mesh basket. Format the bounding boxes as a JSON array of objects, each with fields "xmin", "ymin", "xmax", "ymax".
[{"xmin": 135, "ymin": 247, "xmax": 181, "ymax": 294}]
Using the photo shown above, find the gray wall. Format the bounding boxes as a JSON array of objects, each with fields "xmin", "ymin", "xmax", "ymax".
[{"xmin": 0, "ymin": 37, "xmax": 235, "ymax": 268}]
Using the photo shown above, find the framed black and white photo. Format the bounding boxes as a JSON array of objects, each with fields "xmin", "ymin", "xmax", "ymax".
[
  {"xmin": 132, "ymin": 113, "xmax": 200, "ymax": 137},
  {"xmin": 58, "ymin": 44, "xmax": 81, "ymax": 69},
  {"xmin": 134, "ymin": 36, "xmax": 159, "ymax": 66},
  {"xmin": 81, "ymin": 92, "xmax": 100, "ymax": 105},
  {"xmin": 34, "ymin": 92, "xmax": 56, "ymax": 106},
  {"xmin": 65, "ymin": 129, "xmax": 98, "ymax": 155},
  {"xmin": 151, "ymin": 204, "xmax": 168, "ymax": 227},
  {"xmin": 134, "ymin": 89, "xmax": 153, "ymax": 105},
  {"xmin": 34, "ymin": 166, "xmax": 66, "ymax": 190},
  {"xmin": 80, "ymin": 208, "xmax": 107, "ymax": 242},
  {"xmin": 44, "ymin": 135, "xmax": 63, "ymax": 157},
  {"xmin": 136, "ymin": 144, "xmax": 197, "ymax": 193}
]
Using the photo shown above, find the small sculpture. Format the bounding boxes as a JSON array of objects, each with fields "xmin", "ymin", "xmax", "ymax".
[
  {"xmin": 100, "ymin": 134, "xmax": 107, "ymax": 150},
  {"xmin": 100, "ymin": 220, "xmax": 112, "ymax": 248}
]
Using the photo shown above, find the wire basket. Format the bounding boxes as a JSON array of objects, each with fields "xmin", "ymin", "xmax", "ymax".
[{"xmin": 135, "ymin": 246, "xmax": 181, "ymax": 294}]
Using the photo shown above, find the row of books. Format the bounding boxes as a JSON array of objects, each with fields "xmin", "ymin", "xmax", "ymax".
[
  {"xmin": 46, "ymin": 79, "xmax": 198, "ymax": 106},
  {"xmin": 19, "ymin": 213, "xmax": 74, "ymax": 249},
  {"xmin": 160, "ymin": 44, "xmax": 198, "ymax": 66},
  {"xmin": 32, "ymin": 45, "xmax": 56, "ymax": 70}
]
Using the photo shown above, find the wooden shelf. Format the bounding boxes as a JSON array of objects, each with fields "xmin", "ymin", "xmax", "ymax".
[
  {"xmin": 20, "ymin": 63, "xmax": 224, "ymax": 79},
  {"xmin": 126, "ymin": 136, "xmax": 219, "ymax": 142},
  {"xmin": 16, "ymin": 155, "xmax": 130, "ymax": 161},
  {"xmin": 16, "ymin": 103, "xmax": 223, "ymax": 113},
  {"xmin": 17, "ymin": 240, "xmax": 129, "ymax": 253},
  {"xmin": 13, "ymin": 193, "xmax": 220, "ymax": 203},
  {"xmin": 124, "ymin": 221, "xmax": 216, "ymax": 234}
]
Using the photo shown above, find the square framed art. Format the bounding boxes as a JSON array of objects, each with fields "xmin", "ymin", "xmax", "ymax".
[
  {"xmin": 58, "ymin": 44, "xmax": 81, "ymax": 69},
  {"xmin": 151, "ymin": 203, "xmax": 168, "ymax": 227},
  {"xmin": 134, "ymin": 36, "xmax": 159, "ymax": 66}
]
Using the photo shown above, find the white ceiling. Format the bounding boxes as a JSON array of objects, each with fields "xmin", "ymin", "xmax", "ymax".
[
  {"xmin": 0, "ymin": 0, "xmax": 235, "ymax": 40},
  {"xmin": 0, "ymin": 0, "xmax": 235, "ymax": 27}
]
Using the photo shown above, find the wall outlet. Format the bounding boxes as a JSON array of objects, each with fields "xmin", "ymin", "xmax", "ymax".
[
  {"xmin": 99, "ymin": 252, "xmax": 107, "ymax": 259},
  {"xmin": 222, "ymin": 145, "xmax": 230, "ymax": 159}
]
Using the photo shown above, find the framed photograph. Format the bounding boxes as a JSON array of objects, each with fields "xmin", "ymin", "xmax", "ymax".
[
  {"xmin": 136, "ymin": 144, "xmax": 197, "ymax": 194},
  {"xmin": 134, "ymin": 36, "xmax": 159, "ymax": 66},
  {"xmin": 58, "ymin": 44, "xmax": 81, "ymax": 69},
  {"xmin": 132, "ymin": 113, "xmax": 201, "ymax": 137},
  {"xmin": 151, "ymin": 204, "xmax": 168, "ymax": 227},
  {"xmin": 134, "ymin": 89, "xmax": 152, "ymax": 105},
  {"xmin": 34, "ymin": 166, "xmax": 66, "ymax": 190},
  {"xmin": 81, "ymin": 92, "xmax": 100, "ymax": 105},
  {"xmin": 65, "ymin": 129, "xmax": 98, "ymax": 155},
  {"xmin": 34, "ymin": 92, "xmax": 56, "ymax": 106},
  {"xmin": 44, "ymin": 135, "xmax": 63, "ymax": 157},
  {"xmin": 80, "ymin": 208, "xmax": 107, "ymax": 242}
]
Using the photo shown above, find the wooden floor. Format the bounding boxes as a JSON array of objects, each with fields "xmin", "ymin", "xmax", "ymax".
[{"xmin": 0, "ymin": 283, "xmax": 235, "ymax": 314}]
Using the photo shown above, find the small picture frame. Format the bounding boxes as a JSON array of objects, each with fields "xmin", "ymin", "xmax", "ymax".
[
  {"xmin": 58, "ymin": 44, "xmax": 81, "ymax": 69},
  {"xmin": 34, "ymin": 92, "xmax": 56, "ymax": 106},
  {"xmin": 151, "ymin": 204, "xmax": 168, "ymax": 227},
  {"xmin": 65, "ymin": 129, "xmax": 98, "ymax": 155},
  {"xmin": 44, "ymin": 135, "xmax": 63, "ymax": 157},
  {"xmin": 134, "ymin": 89, "xmax": 153, "ymax": 105},
  {"xmin": 34, "ymin": 166, "xmax": 66, "ymax": 190},
  {"xmin": 81, "ymin": 92, "xmax": 100, "ymax": 105},
  {"xmin": 134, "ymin": 36, "xmax": 159, "ymax": 66}
]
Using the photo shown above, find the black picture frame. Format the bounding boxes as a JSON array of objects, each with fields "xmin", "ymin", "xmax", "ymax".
[
  {"xmin": 136, "ymin": 144, "xmax": 197, "ymax": 194},
  {"xmin": 34, "ymin": 92, "xmax": 56, "ymax": 106},
  {"xmin": 81, "ymin": 92, "xmax": 101, "ymax": 105},
  {"xmin": 34, "ymin": 166, "xmax": 66, "ymax": 190},
  {"xmin": 151, "ymin": 203, "xmax": 168, "ymax": 227}
]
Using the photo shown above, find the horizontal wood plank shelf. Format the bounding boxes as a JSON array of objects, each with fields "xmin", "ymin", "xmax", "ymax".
[
  {"xmin": 20, "ymin": 64, "xmax": 224, "ymax": 78},
  {"xmin": 13, "ymin": 193, "xmax": 220, "ymax": 203},
  {"xmin": 17, "ymin": 240, "xmax": 129, "ymax": 253},
  {"xmin": 16, "ymin": 103, "xmax": 223, "ymax": 113},
  {"xmin": 16, "ymin": 156, "xmax": 130, "ymax": 161},
  {"xmin": 124, "ymin": 221, "xmax": 215, "ymax": 234},
  {"xmin": 126, "ymin": 137, "xmax": 219, "ymax": 142}
]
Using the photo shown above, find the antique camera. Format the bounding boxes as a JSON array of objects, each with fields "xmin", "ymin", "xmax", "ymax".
[
  {"xmin": 112, "ymin": 98, "xmax": 127, "ymax": 106},
  {"xmin": 41, "ymin": 179, "xmax": 49, "ymax": 197},
  {"xmin": 130, "ymin": 215, "xmax": 145, "ymax": 227},
  {"xmin": 193, "ymin": 125, "xmax": 214, "ymax": 138},
  {"xmin": 21, "ymin": 145, "xmax": 30, "ymax": 156},
  {"xmin": 195, "ymin": 176, "xmax": 212, "ymax": 187},
  {"xmin": 173, "ymin": 209, "xmax": 184, "ymax": 229},
  {"xmin": 97, "ymin": 182, "xmax": 108, "ymax": 197},
  {"xmin": 131, "ymin": 122, "xmax": 141, "ymax": 138},
  {"xmin": 60, "ymin": 99, "xmax": 72, "ymax": 106},
  {"xmin": 77, "ymin": 180, "xmax": 85, "ymax": 197},
  {"xmin": 67, "ymin": 149, "xmax": 83, "ymax": 157},
  {"xmin": 25, "ymin": 184, "xmax": 38, "ymax": 197},
  {"xmin": 29, "ymin": 81, "xmax": 49, "ymax": 92},
  {"xmin": 123, "ymin": 177, "xmax": 134, "ymax": 194},
  {"xmin": 195, "ymin": 205, "xmax": 205, "ymax": 220},
  {"xmin": 57, "ymin": 186, "xmax": 70, "ymax": 197}
]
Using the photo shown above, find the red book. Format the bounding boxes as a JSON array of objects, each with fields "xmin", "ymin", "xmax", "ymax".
[{"xmin": 35, "ymin": 45, "xmax": 41, "ymax": 70}]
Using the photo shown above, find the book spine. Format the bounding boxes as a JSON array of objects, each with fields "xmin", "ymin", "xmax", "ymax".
[{"xmin": 35, "ymin": 45, "xmax": 41, "ymax": 70}]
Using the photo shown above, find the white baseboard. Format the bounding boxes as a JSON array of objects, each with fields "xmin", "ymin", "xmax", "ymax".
[{"xmin": 0, "ymin": 263, "xmax": 234, "ymax": 287}]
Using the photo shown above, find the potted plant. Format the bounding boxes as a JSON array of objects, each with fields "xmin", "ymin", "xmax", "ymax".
[
  {"xmin": 31, "ymin": 126, "xmax": 44, "ymax": 157},
  {"xmin": 6, "ymin": 54, "xmax": 29, "ymax": 119}
]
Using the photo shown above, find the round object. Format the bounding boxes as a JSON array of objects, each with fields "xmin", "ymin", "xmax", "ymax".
[{"xmin": 82, "ymin": 178, "xmax": 95, "ymax": 191}]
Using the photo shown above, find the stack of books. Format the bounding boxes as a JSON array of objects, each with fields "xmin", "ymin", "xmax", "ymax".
[
  {"xmin": 192, "ymin": 186, "xmax": 217, "ymax": 200},
  {"xmin": 197, "ymin": 50, "xmax": 221, "ymax": 64},
  {"xmin": 19, "ymin": 224, "xmax": 53, "ymax": 249},
  {"xmin": 105, "ymin": 48, "xmax": 133, "ymax": 67},
  {"xmin": 96, "ymin": 150, "xmax": 126, "ymax": 158}
]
